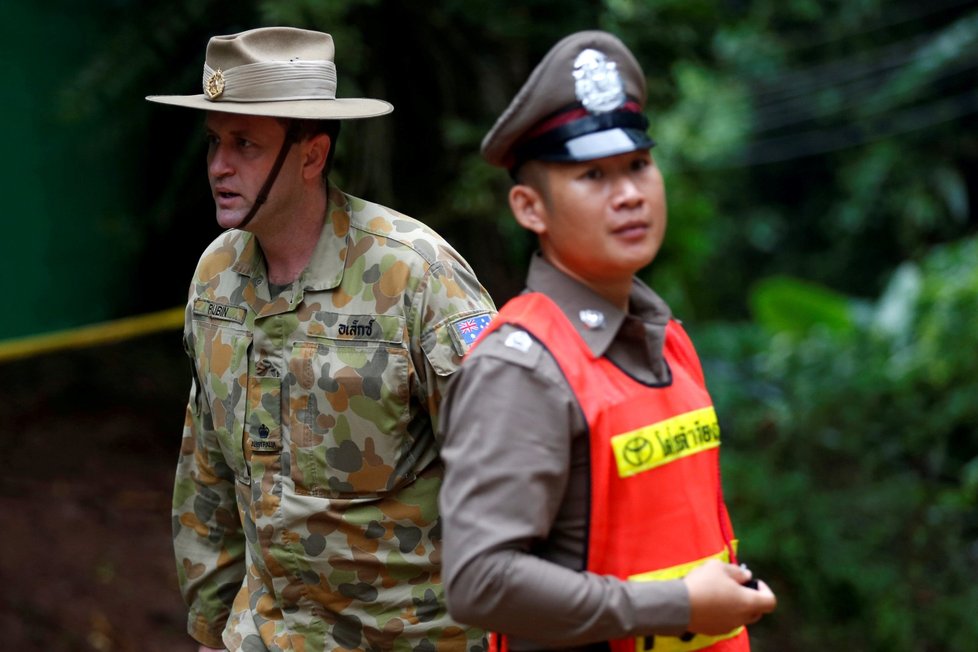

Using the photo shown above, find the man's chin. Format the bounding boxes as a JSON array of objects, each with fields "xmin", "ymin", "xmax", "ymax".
[{"xmin": 215, "ymin": 209, "xmax": 251, "ymax": 231}]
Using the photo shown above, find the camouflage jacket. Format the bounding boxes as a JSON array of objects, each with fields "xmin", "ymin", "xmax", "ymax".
[{"xmin": 173, "ymin": 186, "xmax": 495, "ymax": 651}]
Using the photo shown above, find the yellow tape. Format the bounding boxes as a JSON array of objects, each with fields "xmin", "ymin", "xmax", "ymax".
[{"xmin": 0, "ymin": 306, "xmax": 184, "ymax": 364}]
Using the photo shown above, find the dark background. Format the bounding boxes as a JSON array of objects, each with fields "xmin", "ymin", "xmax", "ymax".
[{"xmin": 0, "ymin": 332, "xmax": 194, "ymax": 651}]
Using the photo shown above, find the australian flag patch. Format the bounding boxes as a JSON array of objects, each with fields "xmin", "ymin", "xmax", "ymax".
[{"xmin": 451, "ymin": 313, "xmax": 493, "ymax": 351}]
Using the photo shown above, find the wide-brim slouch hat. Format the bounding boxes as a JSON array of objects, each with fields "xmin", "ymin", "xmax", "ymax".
[
  {"xmin": 482, "ymin": 30, "xmax": 653, "ymax": 172},
  {"xmin": 146, "ymin": 26, "xmax": 392, "ymax": 120}
]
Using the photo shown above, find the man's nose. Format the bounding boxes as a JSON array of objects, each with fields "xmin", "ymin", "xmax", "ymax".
[
  {"xmin": 613, "ymin": 175, "xmax": 644, "ymax": 208},
  {"xmin": 208, "ymin": 146, "xmax": 233, "ymax": 178}
]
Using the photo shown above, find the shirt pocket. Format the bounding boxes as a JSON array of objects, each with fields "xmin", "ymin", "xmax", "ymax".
[
  {"xmin": 190, "ymin": 317, "xmax": 253, "ymax": 481},
  {"xmin": 287, "ymin": 317, "xmax": 411, "ymax": 497}
]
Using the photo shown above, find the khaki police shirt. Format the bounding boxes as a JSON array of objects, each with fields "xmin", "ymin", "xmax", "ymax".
[
  {"xmin": 439, "ymin": 253, "xmax": 690, "ymax": 650},
  {"xmin": 174, "ymin": 186, "xmax": 495, "ymax": 651}
]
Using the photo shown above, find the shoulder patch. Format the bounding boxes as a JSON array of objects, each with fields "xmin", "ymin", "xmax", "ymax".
[
  {"xmin": 503, "ymin": 330, "xmax": 533, "ymax": 352},
  {"xmin": 476, "ymin": 326, "xmax": 543, "ymax": 370},
  {"xmin": 449, "ymin": 312, "xmax": 493, "ymax": 354}
]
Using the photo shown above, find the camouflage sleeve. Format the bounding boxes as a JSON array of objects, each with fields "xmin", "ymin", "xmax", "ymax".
[
  {"xmin": 172, "ymin": 330, "xmax": 246, "ymax": 647},
  {"xmin": 413, "ymin": 257, "xmax": 496, "ymax": 430}
]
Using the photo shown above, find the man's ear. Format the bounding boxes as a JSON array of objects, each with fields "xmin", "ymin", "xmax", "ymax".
[
  {"xmin": 301, "ymin": 133, "xmax": 331, "ymax": 180},
  {"xmin": 509, "ymin": 184, "xmax": 548, "ymax": 235}
]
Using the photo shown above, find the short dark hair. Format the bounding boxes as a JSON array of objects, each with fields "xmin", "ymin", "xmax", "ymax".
[
  {"xmin": 514, "ymin": 159, "xmax": 554, "ymax": 207},
  {"xmin": 279, "ymin": 118, "xmax": 342, "ymax": 177}
]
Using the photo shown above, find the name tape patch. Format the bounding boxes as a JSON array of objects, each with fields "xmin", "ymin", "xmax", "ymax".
[
  {"xmin": 307, "ymin": 314, "xmax": 404, "ymax": 344},
  {"xmin": 193, "ymin": 299, "xmax": 247, "ymax": 324},
  {"xmin": 611, "ymin": 406, "xmax": 720, "ymax": 478}
]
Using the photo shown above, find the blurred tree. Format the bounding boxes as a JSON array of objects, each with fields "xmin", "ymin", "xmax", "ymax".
[
  {"xmin": 696, "ymin": 236, "xmax": 978, "ymax": 651},
  {"xmin": 673, "ymin": 0, "xmax": 978, "ymax": 319}
]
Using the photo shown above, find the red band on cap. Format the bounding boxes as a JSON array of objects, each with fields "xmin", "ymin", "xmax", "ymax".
[{"xmin": 521, "ymin": 100, "xmax": 642, "ymax": 142}]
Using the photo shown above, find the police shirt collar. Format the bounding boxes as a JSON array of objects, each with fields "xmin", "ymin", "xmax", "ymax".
[{"xmin": 525, "ymin": 253, "xmax": 625, "ymax": 359}]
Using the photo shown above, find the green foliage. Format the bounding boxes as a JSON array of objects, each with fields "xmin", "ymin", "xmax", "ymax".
[
  {"xmin": 695, "ymin": 236, "xmax": 978, "ymax": 651},
  {"xmin": 748, "ymin": 275, "xmax": 864, "ymax": 337},
  {"xmin": 647, "ymin": 0, "xmax": 978, "ymax": 319}
]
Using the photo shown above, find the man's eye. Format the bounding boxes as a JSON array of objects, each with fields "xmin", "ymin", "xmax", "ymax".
[
  {"xmin": 205, "ymin": 134, "xmax": 219, "ymax": 147},
  {"xmin": 583, "ymin": 168, "xmax": 603, "ymax": 180},
  {"xmin": 237, "ymin": 138, "xmax": 253, "ymax": 148}
]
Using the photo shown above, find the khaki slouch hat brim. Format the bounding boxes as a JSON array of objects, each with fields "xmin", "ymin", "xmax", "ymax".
[{"xmin": 146, "ymin": 26, "xmax": 392, "ymax": 120}]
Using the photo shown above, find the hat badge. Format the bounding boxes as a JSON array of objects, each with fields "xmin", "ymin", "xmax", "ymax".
[
  {"xmin": 573, "ymin": 48, "xmax": 626, "ymax": 114},
  {"xmin": 204, "ymin": 68, "xmax": 226, "ymax": 100}
]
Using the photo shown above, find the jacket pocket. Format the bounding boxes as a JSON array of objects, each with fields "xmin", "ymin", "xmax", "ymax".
[
  {"xmin": 190, "ymin": 317, "xmax": 254, "ymax": 481},
  {"xmin": 287, "ymin": 336, "xmax": 411, "ymax": 497}
]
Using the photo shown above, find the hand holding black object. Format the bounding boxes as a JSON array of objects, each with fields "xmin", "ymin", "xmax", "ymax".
[{"xmin": 678, "ymin": 561, "xmax": 771, "ymax": 641}]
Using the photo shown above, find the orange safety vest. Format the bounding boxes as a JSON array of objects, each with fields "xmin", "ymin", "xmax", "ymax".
[{"xmin": 479, "ymin": 293, "xmax": 749, "ymax": 652}]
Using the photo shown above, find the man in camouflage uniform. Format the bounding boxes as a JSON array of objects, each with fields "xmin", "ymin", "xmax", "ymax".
[{"xmin": 147, "ymin": 27, "xmax": 495, "ymax": 652}]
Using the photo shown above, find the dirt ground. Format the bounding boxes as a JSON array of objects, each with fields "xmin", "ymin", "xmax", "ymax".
[{"xmin": 0, "ymin": 330, "xmax": 199, "ymax": 652}]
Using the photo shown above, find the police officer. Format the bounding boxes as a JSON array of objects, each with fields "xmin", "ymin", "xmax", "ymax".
[
  {"xmin": 147, "ymin": 27, "xmax": 495, "ymax": 652},
  {"xmin": 439, "ymin": 30, "xmax": 776, "ymax": 652}
]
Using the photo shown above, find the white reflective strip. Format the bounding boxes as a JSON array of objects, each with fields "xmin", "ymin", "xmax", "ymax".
[{"xmin": 564, "ymin": 129, "xmax": 638, "ymax": 159}]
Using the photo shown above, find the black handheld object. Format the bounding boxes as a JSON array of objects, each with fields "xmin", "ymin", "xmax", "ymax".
[{"xmin": 740, "ymin": 562, "xmax": 760, "ymax": 590}]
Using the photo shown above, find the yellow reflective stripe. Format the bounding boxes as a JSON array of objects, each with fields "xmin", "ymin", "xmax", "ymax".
[
  {"xmin": 610, "ymin": 406, "xmax": 720, "ymax": 478},
  {"xmin": 629, "ymin": 547, "xmax": 742, "ymax": 652},
  {"xmin": 628, "ymin": 547, "xmax": 731, "ymax": 583},
  {"xmin": 634, "ymin": 627, "xmax": 743, "ymax": 652}
]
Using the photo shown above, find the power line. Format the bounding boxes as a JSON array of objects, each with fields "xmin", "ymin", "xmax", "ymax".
[
  {"xmin": 722, "ymin": 88, "xmax": 978, "ymax": 167},
  {"xmin": 761, "ymin": 0, "xmax": 978, "ymax": 55},
  {"xmin": 692, "ymin": 8, "xmax": 978, "ymax": 166},
  {"xmin": 748, "ymin": 10, "xmax": 978, "ymax": 110},
  {"xmin": 750, "ymin": 30, "xmax": 939, "ymax": 106},
  {"xmin": 751, "ymin": 54, "xmax": 978, "ymax": 133}
]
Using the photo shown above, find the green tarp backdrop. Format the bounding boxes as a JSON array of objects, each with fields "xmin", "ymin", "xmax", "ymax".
[
  {"xmin": 2, "ymin": 2, "xmax": 225, "ymax": 347},
  {"xmin": 3, "ymin": 3, "xmax": 140, "ymax": 342}
]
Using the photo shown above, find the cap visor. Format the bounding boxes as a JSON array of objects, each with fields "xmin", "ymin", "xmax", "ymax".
[{"xmin": 539, "ymin": 127, "xmax": 654, "ymax": 163}]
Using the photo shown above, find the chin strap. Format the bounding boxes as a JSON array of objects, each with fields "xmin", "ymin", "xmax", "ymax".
[{"xmin": 236, "ymin": 119, "xmax": 301, "ymax": 230}]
